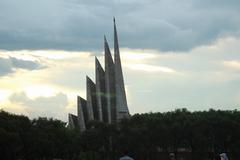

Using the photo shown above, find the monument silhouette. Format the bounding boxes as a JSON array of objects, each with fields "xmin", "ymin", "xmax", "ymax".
[{"xmin": 68, "ymin": 19, "xmax": 130, "ymax": 131}]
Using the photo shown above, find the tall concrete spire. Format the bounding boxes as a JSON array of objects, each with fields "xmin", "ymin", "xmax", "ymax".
[
  {"xmin": 78, "ymin": 96, "xmax": 88, "ymax": 124},
  {"xmin": 95, "ymin": 57, "xmax": 106, "ymax": 122},
  {"xmin": 86, "ymin": 76, "xmax": 98, "ymax": 120},
  {"xmin": 77, "ymin": 96, "xmax": 86, "ymax": 131},
  {"xmin": 104, "ymin": 36, "xmax": 116, "ymax": 124},
  {"xmin": 114, "ymin": 18, "xmax": 129, "ymax": 120},
  {"xmin": 68, "ymin": 113, "xmax": 78, "ymax": 129}
]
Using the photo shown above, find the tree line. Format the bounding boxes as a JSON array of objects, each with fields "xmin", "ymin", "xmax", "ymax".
[{"xmin": 0, "ymin": 108, "xmax": 240, "ymax": 160}]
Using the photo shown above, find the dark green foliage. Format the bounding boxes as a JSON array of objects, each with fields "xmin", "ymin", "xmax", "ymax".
[{"xmin": 0, "ymin": 109, "xmax": 240, "ymax": 160}]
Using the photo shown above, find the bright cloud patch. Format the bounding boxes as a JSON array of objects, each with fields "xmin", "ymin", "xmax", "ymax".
[
  {"xmin": 9, "ymin": 92, "xmax": 68, "ymax": 119},
  {"xmin": 223, "ymin": 61, "xmax": 240, "ymax": 70},
  {"xmin": 127, "ymin": 64, "xmax": 176, "ymax": 74}
]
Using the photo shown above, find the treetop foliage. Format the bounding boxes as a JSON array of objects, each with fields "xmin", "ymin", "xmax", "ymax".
[{"xmin": 0, "ymin": 108, "xmax": 240, "ymax": 160}]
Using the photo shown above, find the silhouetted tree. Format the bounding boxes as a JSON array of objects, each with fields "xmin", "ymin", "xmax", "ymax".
[{"xmin": 0, "ymin": 109, "xmax": 240, "ymax": 159}]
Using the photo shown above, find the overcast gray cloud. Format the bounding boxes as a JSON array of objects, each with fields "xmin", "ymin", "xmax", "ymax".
[
  {"xmin": 0, "ymin": 0, "xmax": 240, "ymax": 51},
  {"xmin": 0, "ymin": 56, "xmax": 45, "ymax": 76}
]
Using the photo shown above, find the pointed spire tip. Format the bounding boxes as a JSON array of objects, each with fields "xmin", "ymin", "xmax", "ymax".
[
  {"xmin": 104, "ymin": 35, "xmax": 107, "ymax": 42},
  {"xmin": 95, "ymin": 56, "xmax": 99, "ymax": 62}
]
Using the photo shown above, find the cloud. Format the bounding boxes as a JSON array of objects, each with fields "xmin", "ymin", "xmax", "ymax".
[
  {"xmin": 10, "ymin": 57, "xmax": 43, "ymax": 70},
  {"xmin": 0, "ymin": 0, "xmax": 240, "ymax": 51},
  {"xmin": 223, "ymin": 60, "xmax": 240, "ymax": 70},
  {"xmin": 122, "ymin": 37, "xmax": 240, "ymax": 113},
  {"xmin": 9, "ymin": 92, "xmax": 69, "ymax": 119},
  {"xmin": 0, "ymin": 56, "xmax": 45, "ymax": 76},
  {"xmin": 127, "ymin": 63, "xmax": 177, "ymax": 74},
  {"xmin": 0, "ymin": 35, "xmax": 240, "ymax": 120}
]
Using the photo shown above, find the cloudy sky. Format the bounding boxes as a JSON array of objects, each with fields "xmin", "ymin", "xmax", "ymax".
[{"xmin": 0, "ymin": 0, "xmax": 240, "ymax": 121}]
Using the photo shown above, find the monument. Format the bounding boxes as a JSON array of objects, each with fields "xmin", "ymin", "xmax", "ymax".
[{"xmin": 68, "ymin": 19, "xmax": 130, "ymax": 131}]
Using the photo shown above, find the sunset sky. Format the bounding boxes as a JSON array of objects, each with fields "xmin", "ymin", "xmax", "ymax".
[{"xmin": 0, "ymin": 0, "xmax": 240, "ymax": 121}]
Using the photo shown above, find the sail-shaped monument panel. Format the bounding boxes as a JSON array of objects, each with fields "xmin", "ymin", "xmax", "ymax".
[
  {"xmin": 104, "ymin": 36, "xmax": 116, "ymax": 124},
  {"xmin": 113, "ymin": 18, "xmax": 130, "ymax": 121},
  {"xmin": 68, "ymin": 113, "xmax": 79, "ymax": 129},
  {"xmin": 95, "ymin": 57, "xmax": 108, "ymax": 123},
  {"xmin": 77, "ymin": 96, "xmax": 86, "ymax": 131},
  {"xmin": 86, "ymin": 76, "xmax": 99, "ymax": 121}
]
